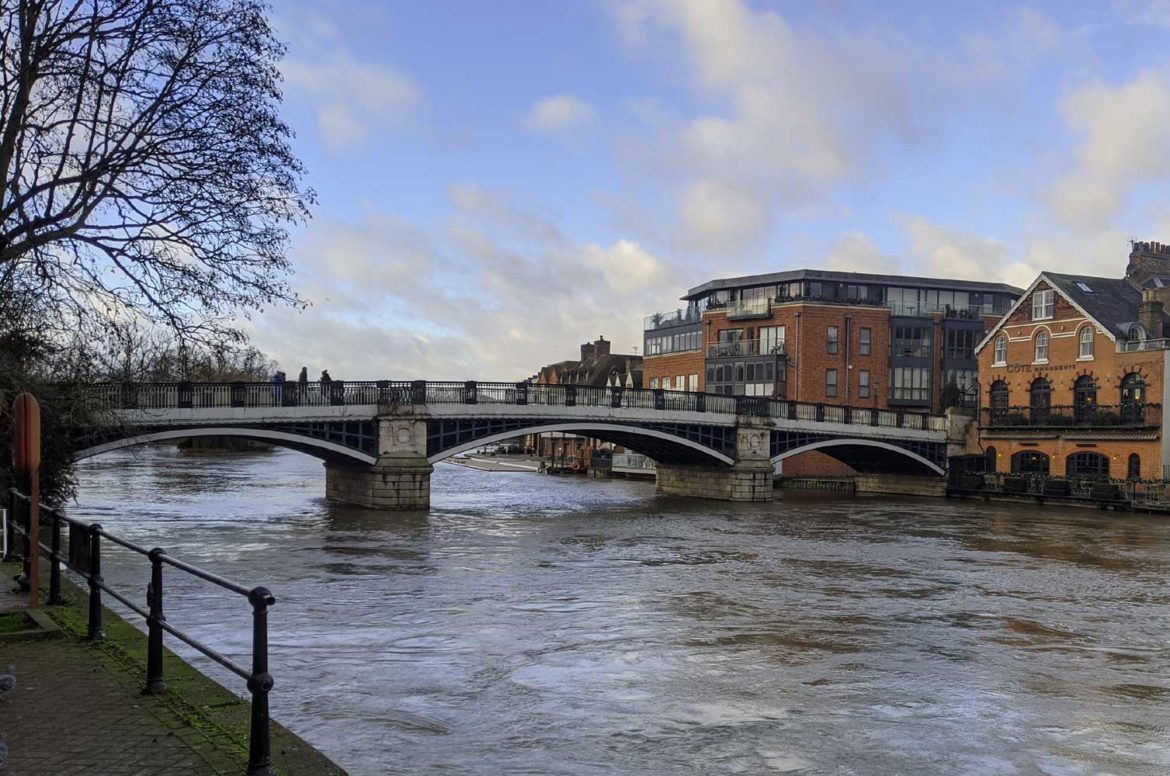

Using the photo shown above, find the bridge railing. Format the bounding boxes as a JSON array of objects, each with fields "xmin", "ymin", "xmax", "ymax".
[
  {"xmin": 85, "ymin": 381, "xmax": 946, "ymax": 432},
  {"xmin": 5, "ymin": 488, "xmax": 277, "ymax": 775}
]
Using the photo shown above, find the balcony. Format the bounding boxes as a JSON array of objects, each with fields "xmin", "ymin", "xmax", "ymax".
[
  {"xmin": 981, "ymin": 404, "xmax": 1161, "ymax": 428},
  {"xmin": 888, "ymin": 302, "xmax": 1009, "ymax": 319},
  {"xmin": 708, "ymin": 339, "xmax": 788, "ymax": 359},
  {"xmin": 643, "ymin": 308, "xmax": 701, "ymax": 331},
  {"xmin": 1120, "ymin": 338, "xmax": 1170, "ymax": 352},
  {"xmin": 724, "ymin": 297, "xmax": 772, "ymax": 320}
]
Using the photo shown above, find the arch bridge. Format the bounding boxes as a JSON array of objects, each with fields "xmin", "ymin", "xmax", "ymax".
[{"xmin": 78, "ymin": 381, "xmax": 948, "ymax": 509}]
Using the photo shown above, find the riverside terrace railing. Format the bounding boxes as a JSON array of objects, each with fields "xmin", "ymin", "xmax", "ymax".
[
  {"xmin": 707, "ymin": 339, "xmax": 787, "ymax": 358},
  {"xmin": 5, "ymin": 489, "xmax": 277, "ymax": 776},
  {"xmin": 80, "ymin": 381, "xmax": 948, "ymax": 432},
  {"xmin": 980, "ymin": 404, "xmax": 1162, "ymax": 428},
  {"xmin": 950, "ymin": 472, "xmax": 1170, "ymax": 506}
]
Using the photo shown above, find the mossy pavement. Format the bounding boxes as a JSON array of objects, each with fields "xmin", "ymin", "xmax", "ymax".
[{"xmin": 0, "ymin": 561, "xmax": 347, "ymax": 775}]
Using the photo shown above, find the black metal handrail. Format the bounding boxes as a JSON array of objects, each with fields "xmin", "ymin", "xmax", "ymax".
[
  {"xmin": 81, "ymin": 380, "xmax": 948, "ymax": 432},
  {"xmin": 5, "ymin": 488, "xmax": 275, "ymax": 776},
  {"xmin": 980, "ymin": 403, "xmax": 1161, "ymax": 428}
]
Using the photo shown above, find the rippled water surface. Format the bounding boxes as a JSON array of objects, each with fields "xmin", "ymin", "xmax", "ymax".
[{"xmin": 72, "ymin": 447, "xmax": 1170, "ymax": 775}]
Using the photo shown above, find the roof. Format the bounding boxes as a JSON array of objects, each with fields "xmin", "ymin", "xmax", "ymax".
[
  {"xmin": 975, "ymin": 271, "xmax": 1170, "ymax": 354},
  {"xmin": 1042, "ymin": 273, "xmax": 1145, "ymax": 340},
  {"xmin": 682, "ymin": 268, "xmax": 1023, "ymax": 301}
]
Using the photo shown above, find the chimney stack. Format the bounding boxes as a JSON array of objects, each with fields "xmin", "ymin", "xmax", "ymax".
[
  {"xmin": 1139, "ymin": 288, "xmax": 1164, "ymax": 338},
  {"xmin": 593, "ymin": 336, "xmax": 611, "ymax": 357},
  {"xmin": 580, "ymin": 342, "xmax": 595, "ymax": 361}
]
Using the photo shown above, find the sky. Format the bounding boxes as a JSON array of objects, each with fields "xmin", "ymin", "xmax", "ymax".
[{"xmin": 245, "ymin": 0, "xmax": 1170, "ymax": 381}]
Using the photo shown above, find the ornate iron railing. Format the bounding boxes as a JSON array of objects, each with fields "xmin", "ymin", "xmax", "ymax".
[
  {"xmin": 980, "ymin": 404, "xmax": 1161, "ymax": 428},
  {"xmin": 5, "ymin": 489, "xmax": 277, "ymax": 776},
  {"xmin": 81, "ymin": 381, "xmax": 947, "ymax": 432}
]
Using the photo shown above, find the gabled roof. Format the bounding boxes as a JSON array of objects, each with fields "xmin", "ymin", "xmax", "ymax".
[{"xmin": 974, "ymin": 272, "xmax": 1132, "ymax": 354}]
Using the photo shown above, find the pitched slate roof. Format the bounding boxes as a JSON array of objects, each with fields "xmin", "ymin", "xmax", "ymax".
[{"xmin": 1042, "ymin": 272, "xmax": 1145, "ymax": 340}]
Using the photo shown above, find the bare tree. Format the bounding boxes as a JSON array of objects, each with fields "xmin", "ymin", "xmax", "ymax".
[{"xmin": 0, "ymin": 0, "xmax": 313, "ymax": 338}]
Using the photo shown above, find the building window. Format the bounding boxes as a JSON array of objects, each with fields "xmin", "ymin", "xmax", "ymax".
[
  {"xmin": 1121, "ymin": 372, "xmax": 1146, "ymax": 422},
  {"xmin": 1066, "ymin": 452, "xmax": 1110, "ymax": 479},
  {"xmin": 892, "ymin": 325, "xmax": 932, "ymax": 358},
  {"xmin": 989, "ymin": 380, "xmax": 1009, "ymax": 422},
  {"xmin": 890, "ymin": 367, "xmax": 930, "ymax": 402},
  {"xmin": 826, "ymin": 369, "xmax": 838, "ymax": 398},
  {"xmin": 1030, "ymin": 377, "xmax": 1051, "ymax": 422},
  {"xmin": 985, "ymin": 446, "xmax": 997, "ymax": 474},
  {"xmin": 827, "ymin": 326, "xmax": 839, "ymax": 354},
  {"xmin": 1011, "ymin": 451, "xmax": 1050, "ymax": 475},
  {"xmin": 1034, "ymin": 330, "xmax": 1049, "ymax": 363},
  {"xmin": 859, "ymin": 327, "xmax": 872, "ymax": 356},
  {"xmin": 1073, "ymin": 375, "xmax": 1097, "ymax": 421},
  {"xmin": 676, "ymin": 375, "xmax": 686, "ymax": 390},
  {"xmin": 760, "ymin": 325, "xmax": 786, "ymax": 354},
  {"xmin": 858, "ymin": 370, "xmax": 870, "ymax": 398},
  {"xmin": 993, "ymin": 335, "xmax": 1006, "ymax": 365},
  {"xmin": 649, "ymin": 378, "xmax": 659, "ymax": 389},
  {"xmin": 1079, "ymin": 326, "xmax": 1094, "ymax": 359},
  {"xmin": 944, "ymin": 328, "xmax": 979, "ymax": 360},
  {"xmin": 1128, "ymin": 453, "xmax": 1141, "ymax": 479},
  {"xmin": 689, "ymin": 374, "xmax": 698, "ymax": 392},
  {"xmin": 1031, "ymin": 288, "xmax": 1054, "ymax": 320}
]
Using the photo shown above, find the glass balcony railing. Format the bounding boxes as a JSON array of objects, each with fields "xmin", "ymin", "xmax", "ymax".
[
  {"xmin": 707, "ymin": 340, "xmax": 788, "ymax": 358},
  {"xmin": 643, "ymin": 308, "xmax": 701, "ymax": 331}
]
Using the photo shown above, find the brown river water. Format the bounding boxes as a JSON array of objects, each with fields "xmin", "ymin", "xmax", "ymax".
[{"xmin": 72, "ymin": 446, "xmax": 1170, "ymax": 775}]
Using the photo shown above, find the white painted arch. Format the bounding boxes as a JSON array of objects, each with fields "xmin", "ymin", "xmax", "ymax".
[
  {"xmin": 430, "ymin": 422, "xmax": 735, "ymax": 465},
  {"xmin": 75, "ymin": 427, "xmax": 377, "ymax": 465},
  {"xmin": 771, "ymin": 438, "xmax": 944, "ymax": 475}
]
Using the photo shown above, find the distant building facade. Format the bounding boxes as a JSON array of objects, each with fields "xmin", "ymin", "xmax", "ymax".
[
  {"xmin": 974, "ymin": 241, "xmax": 1170, "ymax": 480},
  {"xmin": 528, "ymin": 336, "xmax": 643, "ymax": 461}
]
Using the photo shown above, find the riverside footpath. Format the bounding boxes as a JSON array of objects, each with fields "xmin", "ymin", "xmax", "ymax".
[{"xmin": 0, "ymin": 562, "xmax": 346, "ymax": 775}]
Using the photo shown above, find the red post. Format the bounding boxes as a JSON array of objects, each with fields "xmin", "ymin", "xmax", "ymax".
[{"xmin": 12, "ymin": 393, "xmax": 41, "ymax": 609}]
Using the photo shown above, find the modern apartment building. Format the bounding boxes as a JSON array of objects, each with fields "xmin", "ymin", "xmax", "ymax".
[
  {"xmin": 974, "ymin": 241, "xmax": 1170, "ymax": 480},
  {"xmin": 644, "ymin": 269, "xmax": 1020, "ymax": 406},
  {"xmin": 642, "ymin": 269, "xmax": 1022, "ymax": 476}
]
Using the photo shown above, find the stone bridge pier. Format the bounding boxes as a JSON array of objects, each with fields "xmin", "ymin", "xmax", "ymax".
[
  {"xmin": 654, "ymin": 416, "xmax": 775, "ymax": 503},
  {"xmin": 324, "ymin": 409, "xmax": 433, "ymax": 510}
]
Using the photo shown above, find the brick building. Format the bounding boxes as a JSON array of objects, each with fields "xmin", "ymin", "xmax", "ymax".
[
  {"xmin": 974, "ymin": 242, "xmax": 1170, "ymax": 480},
  {"xmin": 643, "ymin": 269, "xmax": 1021, "ymax": 475},
  {"xmin": 528, "ymin": 336, "xmax": 643, "ymax": 461}
]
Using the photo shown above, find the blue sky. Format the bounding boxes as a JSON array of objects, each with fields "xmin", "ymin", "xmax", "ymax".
[{"xmin": 246, "ymin": 0, "xmax": 1170, "ymax": 380}]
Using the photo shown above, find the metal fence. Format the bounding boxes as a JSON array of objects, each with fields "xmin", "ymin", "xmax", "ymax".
[
  {"xmin": 980, "ymin": 404, "xmax": 1161, "ymax": 428},
  {"xmin": 949, "ymin": 473, "xmax": 1168, "ymax": 506},
  {"xmin": 82, "ymin": 381, "xmax": 947, "ymax": 433},
  {"xmin": 5, "ymin": 489, "xmax": 277, "ymax": 776}
]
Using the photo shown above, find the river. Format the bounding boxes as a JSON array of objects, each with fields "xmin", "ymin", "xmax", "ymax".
[{"xmin": 71, "ymin": 446, "xmax": 1170, "ymax": 775}]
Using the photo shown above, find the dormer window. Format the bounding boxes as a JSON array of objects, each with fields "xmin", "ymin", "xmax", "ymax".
[{"xmin": 1031, "ymin": 288, "xmax": 1054, "ymax": 320}]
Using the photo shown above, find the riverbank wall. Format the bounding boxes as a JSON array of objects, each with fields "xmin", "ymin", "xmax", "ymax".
[{"xmin": 2, "ymin": 560, "xmax": 347, "ymax": 775}]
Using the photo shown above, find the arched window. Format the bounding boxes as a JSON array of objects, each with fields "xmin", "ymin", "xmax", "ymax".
[
  {"xmin": 985, "ymin": 446, "xmax": 997, "ymax": 474},
  {"xmin": 1128, "ymin": 453, "xmax": 1141, "ymax": 480},
  {"xmin": 1120, "ymin": 373, "xmax": 1146, "ymax": 423},
  {"xmin": 1073, "ymin": 375, "xmax": 1097, "ymax": 422},
  {"xmin": 989, "ymin": 380, "xmax": 1010, "ymax": 423},
  {"xmin": 993, "ymin": 335, "xmax": 1007, "ymax": 364},
  {"xmin": 1066, "ymin": 452, "xmax": 1110, "ymax": 479},
  {"xmin": 1079, "ymin": 326, "xmax": 1094, "ymax": 359},
  {"xmin": 1029, "ymin": 377, "xmax": 1051, "ymax": 423},
  {"xmin": 1034, "ymin": 330, "xmax": 1049, "ymax": 362},
  {"xmin": 1011, "ymin": 451, "xmax": 1050, "ymax": 475}
]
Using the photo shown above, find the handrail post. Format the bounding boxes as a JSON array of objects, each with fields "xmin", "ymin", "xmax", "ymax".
[
  {"xmin": 144, "ymin": 548, "xmax": 167, "ymax": 694},
  {"xmin": 88, "ymin": 523, "xmax": 104, "ymax": 640},
  {"xmin": 48, "ymin": 513, "xmax": 63, "ymax": 605},
  {"xmin": 3, "ymin": 489, "xmax": 15, "ymax": 562},
  {"xmin": 246, "ymin": 586, "xmax": 276, "ymax": 776}
]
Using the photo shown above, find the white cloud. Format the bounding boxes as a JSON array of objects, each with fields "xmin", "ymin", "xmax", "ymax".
[
  {"xmin": 1049, "ymin": 66, "xmax": 1170, "ymax": 225},
  {"xmin": 1114, "ymin": 0, "xmax": 1170, "ymax": 28},
  {"xmin": 522, "ymin": 95, "xmax": 596, "ymax": 133},
  {"xmin": 824, "ymin": 233, "xmax": 902, "ymax": 275},
  {"xmin": 279, "ymin": 12, "xmax": 419, "ymax": 151},
  {"xmin": 248, "ymin": 187, "xmax": 675, "ymax": 380}
]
